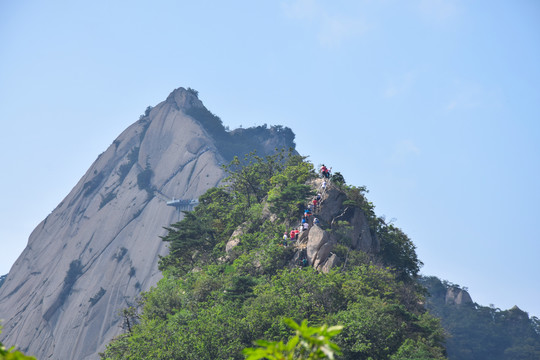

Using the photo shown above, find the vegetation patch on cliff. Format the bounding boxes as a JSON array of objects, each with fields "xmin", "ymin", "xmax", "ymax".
[
  {"xmin": 43, "ymin": 259, "xmax": 83, "ymax": 321},
  {"xmin": 89, "ymin": 287, "xmax": 106, "ymax": 306}
]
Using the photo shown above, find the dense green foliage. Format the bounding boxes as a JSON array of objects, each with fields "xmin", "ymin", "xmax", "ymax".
[
  {"xmin": 117, "ymin": 146, "xmax": 139, "ymax": 184},
  {"xmin": 421, "ymin": 276, "xmax": 540, "ymax": 360},
  {"xmin": 83, "ymin": 171, "xmax": 104, "ymax": 196},
  {"xmin": 338, "ymin": 184, "xmax": 422, "ymax": 280},
  {"xmin": 102, "ymin": 152, "xmax": 446, "ymax": 360},
  {"xmin": 243, "ymin": 318, "xmax": 343, "ymax": 360}
]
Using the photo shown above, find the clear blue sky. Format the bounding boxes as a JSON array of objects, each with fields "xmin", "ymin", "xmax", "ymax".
[{"xmin": 1, "ymin": 1, "xmax": 539, "ymax": 317}]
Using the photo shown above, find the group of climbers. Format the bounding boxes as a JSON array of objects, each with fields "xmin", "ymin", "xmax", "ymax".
[
  {"xmin": 281, "ymin": 165, "xmax": 331, "ymax": 249},
  {"xmin": 312, "ymin": 192, "xmax": 321, "ymax": 211},
  {"xmin": 284, "ymin": 228, "xmax": 300, "ymax": 242},
  {"xmin": 281, "ymin": 203, "xmax": 314, "ymax": 247}
]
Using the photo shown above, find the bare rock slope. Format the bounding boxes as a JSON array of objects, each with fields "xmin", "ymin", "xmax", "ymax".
[{"xmin": 0, "ymin": 88, "xmax": 294, "ymax": 359}]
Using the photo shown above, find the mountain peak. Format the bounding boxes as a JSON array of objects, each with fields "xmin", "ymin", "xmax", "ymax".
[
  {"xmin": 165, "ymin": 87, "xmax": 204, "ymax": 111},
  {"xmin": 0, "ymin": 87, "xmax": 296, "ymax": 360}
]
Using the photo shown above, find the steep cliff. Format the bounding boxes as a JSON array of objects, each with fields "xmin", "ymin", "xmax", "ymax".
[{"xmin": 0, "ymin": 87, "xmax": 295, "ymax": 360}]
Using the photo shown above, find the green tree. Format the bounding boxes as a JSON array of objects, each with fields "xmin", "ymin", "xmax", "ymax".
[
  {"xmin": 243, "ymin": 319, "xmax": 343, "ymax": 360},
  {"xmin": 160, "ymin": 211, "xmax": 217, "ymax": 274},
  {"xmin": 390, "ymin": 338, "xmax": 446, "ymax": 360},
  {"xmin": 224, "ymin": 151, "xmax": 285, "ymax": 207},
  {"xmin": 330, "ymin": 172, "xmax": 345, "ymax": 185},
  {"xmin": 377, "ymin": 222, "xmax": 422, "ymax": 280}
]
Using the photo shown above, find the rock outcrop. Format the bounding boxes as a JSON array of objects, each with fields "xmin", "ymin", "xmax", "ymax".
[
  {"xmin": 0, "ymin": 87, "xmax": 294, "ymax": 360},
  {"xmin": 313, "ymin": 179, "xmax": 379, "ymax": 253},
  {"xmin": 226, "ymin": 226, "xmax": 245, "ymax": 254},
  {"xmin": 293, "ymin": 179, "xmax": 380, "ymax": 273},
  {"xmin": 445, "ymin": 287, "xmax": 473, "ymax": 306},
  {"xmin": 321, "ymin": 253, "xmax": 340, "ymax": 273},
  {"xmin": 306, "ymin": 225, "xmax": 334, "ymax": 269}
]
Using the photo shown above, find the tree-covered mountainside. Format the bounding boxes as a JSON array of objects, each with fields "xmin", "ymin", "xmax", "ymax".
[
  {"xmin": 420, "ymin": 276, "xmax": 540, "ymax": 360},
  {"xmin": 101, "ymin": 151, "xmax": 447, "ymax": 360}
]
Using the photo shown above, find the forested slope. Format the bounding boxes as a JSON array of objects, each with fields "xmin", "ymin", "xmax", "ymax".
[
  {"xmin": 421, "ymin": 276, "xmax": 540, "ymax": 360},
  {"xmin": 102, "ymin": 151, "xmax": 447, "ymax": 360}
]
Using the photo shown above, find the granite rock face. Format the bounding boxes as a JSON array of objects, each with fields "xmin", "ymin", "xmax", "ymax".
[
  {"xmin": 314, "ymin": 178, "xmax": 379, "ymax": 253},
  {"xmin": 445, "ymin": 287, "xmax": 473, "ymax": 306},
  {"xmin": 320, "ymin": 253, "xmax": 339, "ymax": 273},
  {"xmin": 0, "ymin": 88, "xmax": 294, "ymax": 360},
  {"xmin": 293, "ymin": 179, "xmax": 380, "ymax": 273},
  {"xmin": 306, "ymin": 225, "xmax": 334, "ymax": 269},
  {"xmin": 226, "ymin": 225, "xmax": 245, "ymax": 254}
]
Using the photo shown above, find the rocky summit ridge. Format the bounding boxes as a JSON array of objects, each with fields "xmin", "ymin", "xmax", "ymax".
[{"xmin": 0, "ymin": 87, "xmax": 295, "ymax": 360}]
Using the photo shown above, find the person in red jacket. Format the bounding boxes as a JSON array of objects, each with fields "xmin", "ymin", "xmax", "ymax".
[{"xmin": 320, "ymin": 165, "xmax": 328, "ymax": 178}]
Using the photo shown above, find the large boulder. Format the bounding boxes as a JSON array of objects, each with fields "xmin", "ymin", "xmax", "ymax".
[
  {"xmin": 312, "ymin": 179, "xmax": 347, "ymax": 224},
  {"xmin": 445, "ymin": 287, "xmax": 473, "ymax": 306},
  {"xmin": 320, "ymin": 253, "xmax": 339, "ymax": 273},
  {"xmin": 310, "ymin": 179, "xmax": 379, "ymax": 253},
  {"xmin": 348, "ymin": 208, "xmax": 379, "ymax": 252},
  {"xmin": 306, "ymin": 225, "xmax": 335, "ymax": 268}
]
